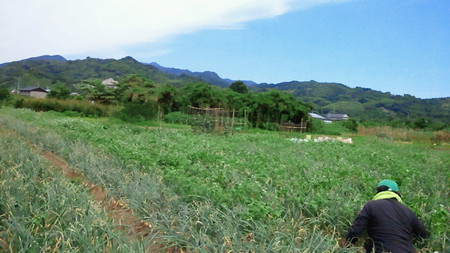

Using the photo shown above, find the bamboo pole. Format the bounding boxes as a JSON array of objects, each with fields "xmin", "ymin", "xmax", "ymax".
[{"xmin": 231, "ymin": 109, "xmax": 235, "ymax": 135}]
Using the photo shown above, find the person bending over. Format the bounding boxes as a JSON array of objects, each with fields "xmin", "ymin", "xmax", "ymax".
[{"xmin": 346, "ymin": 179, "xmax": 428, "ymax": 253}]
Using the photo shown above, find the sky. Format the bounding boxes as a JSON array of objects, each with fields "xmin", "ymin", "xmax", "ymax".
[{"xmin": 1, "ymin": 0, "xmax": 449, "ymax": 99}]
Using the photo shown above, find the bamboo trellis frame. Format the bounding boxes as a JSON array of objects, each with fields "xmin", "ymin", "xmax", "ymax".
[
  {"xmin": 189, "ymin": 106, "xmax": 244, "ymax": 134},
  {"xmin": 279, "ymin": 119, "xmax": 307, "ymax": 133}
]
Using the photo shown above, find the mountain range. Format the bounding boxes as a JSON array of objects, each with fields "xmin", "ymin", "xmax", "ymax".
[
  {"xmin": 0, "ymin": 55, "xmax": 449, "ymax": 125},
  {"xmin": 148, "ymin": 62, "xmax": 257, "ymax": 88}
]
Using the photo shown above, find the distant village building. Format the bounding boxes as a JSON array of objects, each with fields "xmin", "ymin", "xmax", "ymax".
[
  {"xmin": 309, "ymin": 112, "xmax": 326, "ymax": 121},
  {"xmin": 326, "ymin": 113, "xmax": 349, "ymax": 121},
  {"xmin": 309, "ymin": 112, "xmax": 329, "ymax": 123},
  {"xmin": 19, "ymin": 86, "xmax": 48, "ymax": 99},
  {"xmin": 309, "ymin": 112, "xmax": 349, "ymax": 122},
  {"xmin": 101, "ymin": 78, "xmax": 119, "ymax": 88},
  {"xmin": 309, "ymin": 112, "xmax": 332, "ymax": 123}
]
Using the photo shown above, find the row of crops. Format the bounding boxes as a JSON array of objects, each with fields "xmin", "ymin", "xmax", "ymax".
[
  {"xmin": 0, "ymin": 122, "xmax": 147, "ymax": 251},
  {"xmin": 0, "ymin": 108, "xmax": 448, "ymax": 252}
]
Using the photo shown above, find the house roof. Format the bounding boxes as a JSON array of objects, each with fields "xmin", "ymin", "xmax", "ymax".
[
  {"xmin": 20, "ymin": 86, "xmax": 48, "ymax": 92},
  {"xmin": 101, "ymin": 78, "xmax": 118, "ymax": 85},
  {"xmin": 309, "ymin": 112, "xmax": 326, "ymax": 120},
  {"xmin": 327, "ymin": 113, "xmax": 349, "ymax": 120}
]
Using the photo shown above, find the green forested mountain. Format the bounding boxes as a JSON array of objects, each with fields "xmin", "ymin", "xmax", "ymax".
[
  {"xmin": 0, "ymin": 56, "xmax": 448, "ymax": 126},
  {"xmin": 0, "ymin": 56, "xmax": 203, "ymax": 91},
  {"xmin": 252, "ymin": 81, "xmax": 450, "ymax": 125}
]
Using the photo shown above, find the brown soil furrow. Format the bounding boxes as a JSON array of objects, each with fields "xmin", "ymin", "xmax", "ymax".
[
  {"xmin": 38, "ymin": 149, "xmax": 177, "ymax": 252},
  {"xmin": 0, "ymin": 125, "xmax": 181, "ymax": 252}
]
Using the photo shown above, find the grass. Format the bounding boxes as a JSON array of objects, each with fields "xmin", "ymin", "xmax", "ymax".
[
  {"xmin": 358, "ymin": 125, "xmax": 450, "ymax": 145},
  {"xmin": 0, "ymin": 107, "xmax": 448, "ymax": 252}
]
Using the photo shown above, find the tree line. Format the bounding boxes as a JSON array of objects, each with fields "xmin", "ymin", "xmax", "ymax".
[{"xmin": 19, "ymin": 76, "xmax": 312, "ymax": 129}]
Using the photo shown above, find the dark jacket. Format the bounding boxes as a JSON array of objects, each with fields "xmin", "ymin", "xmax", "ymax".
[{"xmin": 346, "ymin": 198, "xmax": 427, "ymax": 253}]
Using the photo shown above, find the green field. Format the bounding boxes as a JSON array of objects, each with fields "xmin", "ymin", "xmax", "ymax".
[{"xmin": 0, "ymin": 108, "xmax": 448, "ymax": 252}]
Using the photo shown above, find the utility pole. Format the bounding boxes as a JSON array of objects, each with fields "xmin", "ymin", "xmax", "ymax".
[{"xmin": 17, "ymin": 75, "xmax": 20, "ymax": 94}]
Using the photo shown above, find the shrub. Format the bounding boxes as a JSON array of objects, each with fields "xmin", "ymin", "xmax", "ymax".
[
  {"xmin": 0, "ymin": 87, "xmax": 10, "ymax": 101},
  {"xmin": 11, "ymin": 97, "xmax": 116, "ymax": 117},
  {"xmin": 14, "ymin": 98, "xmax": 24, "ymax": 108},
  {"xmin": 432, "ymin": 131, "xmax": 450, "ymax": 144},
  {"xmin": 261, "ymin": 122, "xmax": 279, "ymax": 131},
  {"xmin": 115, "ymin": 102, "xmax": 158, "ymax": 122},
  {"xmin": 163, "ymin": 111, "xmax": 191, "ymax": 125},
  {"xmin": 309, "ymin": 119, "xmax": 345, "ymax": 135},
  {"xmin": 342, "ymin": 118, "xmax": 359, "ymax": 132}
]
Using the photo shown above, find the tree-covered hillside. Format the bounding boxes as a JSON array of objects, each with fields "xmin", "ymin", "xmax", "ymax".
[
  {"xmin": 252, "ymin": 81, "xmax": 450, "ymax": 126},
  {"xmin": 0, "ymin": 56, "xmax": 202, "ymax": 92}
]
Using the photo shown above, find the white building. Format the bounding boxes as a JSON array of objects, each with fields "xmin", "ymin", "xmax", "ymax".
[{"xmin": 101, "ymin": 78, "xmax": 119, "ymax": 88}]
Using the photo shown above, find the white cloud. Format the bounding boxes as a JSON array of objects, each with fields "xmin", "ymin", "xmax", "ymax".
[{"xmin": 0, "ymin": 0, "xmax": 355, "ymax": 62}]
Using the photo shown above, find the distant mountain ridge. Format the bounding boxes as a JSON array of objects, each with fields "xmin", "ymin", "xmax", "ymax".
[
  {"xmin": 0, "ymin": 55, "xmax": 448, "ymax": 125},
  {"xmin": 22, "ymin": 55, "xmax": 68, "ymax": 62},
  {"xmin": 0, "ymin": 55, "xmax": 67, "ymax": 68},
  {"xmin": 148, "ymin": 62, "xmax": 257, "ymax": 88}
]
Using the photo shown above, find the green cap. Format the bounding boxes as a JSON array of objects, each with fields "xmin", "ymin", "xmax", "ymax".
[{"xmin": 377, "ymin": 179, "xmax": 399, "ymax": 192}]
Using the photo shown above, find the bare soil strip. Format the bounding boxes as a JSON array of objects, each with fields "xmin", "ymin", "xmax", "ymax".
[
  {"xmin": 1, "ymin": 125, "xmax": 180, "ymax": 252},
  {"xmin": 40, "ymin": 150, "xmax": 153, "ymax": 238}
]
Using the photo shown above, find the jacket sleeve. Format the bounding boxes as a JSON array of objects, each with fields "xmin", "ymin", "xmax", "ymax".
[
  {"xmin": 346, "ymin": 203, "xmax": 371, "ymax": 244},
  {"xmin": 410, "ymin": 212, "xmax": 428, "ymax": 239}
]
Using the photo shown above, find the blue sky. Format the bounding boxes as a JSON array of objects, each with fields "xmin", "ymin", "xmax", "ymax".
[
  {"xmin": 141, "ymin": 0, "xmax": 450, "ymax": 98},
  {"xmin": 1, "ymin": 0, "xmax": 449, "ymax": 98}
]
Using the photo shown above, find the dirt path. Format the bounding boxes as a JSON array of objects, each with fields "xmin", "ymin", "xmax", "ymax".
[
  {"xmin": 41, "ymin": 150, "xmax": 153, "ymax": 238},
  {"xmin": 1, "ymin": 125, "xmax": 180, "ymax": 252}
]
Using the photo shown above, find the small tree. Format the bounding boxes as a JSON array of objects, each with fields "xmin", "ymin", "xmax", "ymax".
[
  {"xmin": 414, "ymin": 118, "xmax": 430, "ymax": 129},
  {"xmin": 342, "ymin": 118, "xmax": 359, "ymax": 132},
  {"xmin": 229, "ymin": 80, "xmax": 248, "ymax": 94},
  {"xmin": 80, "ymin": 79, "xmax": 118, "ymax": 105},
  {"xmin": 48, "ymin": 84, "xmax": 71, "ymax": 99},
  {"xmin": 182, "ymin": 83, "xmax": 226, "ymax": 108},
  {"xmin": 119, "ymin": 74, "xmax": 156, "ymax": 103},
  {"xmin": 0, "ymin": 87, "xmax": 11, "ymax": 101},
  {"xmin": 157, "ymin": 85, "xmax": 181, "ymax": 114}
]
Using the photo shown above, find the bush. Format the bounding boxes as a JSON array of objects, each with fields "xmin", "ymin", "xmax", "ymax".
[
  {"xmin": 11, "ymin": 97, "xmax": 115, "ymax": 117},
  {"xmin": 261, "ymin": 122, "xmax": 279, "ymax": 131},
  {"xmin": 0, "ymin": 87, "xmax": 11, "ymax": 101},
  {"xmin": 432, "ymin": 131, "xmax": 450, "ymax": 144},
  {"xmin": 163, "ymin": 111, "xmax": 191, "ymax": 125},
  {"xmin": 14, "ymin": 98, "xmax": 24, "ymax": 108},
  {"xmin": 309, "ymin": 119, "xmax": 360, "ymax": 135},
  {"xmin": 342, "ymin": 118, "xmax": 359, "ymax": 132},
  {"xmin": 309, "ymin": 119, "xmax": 344, "ymax": 135},
  {"xmin": 115, "ymin": 102, "xmax": 158, "ymax": 122}
]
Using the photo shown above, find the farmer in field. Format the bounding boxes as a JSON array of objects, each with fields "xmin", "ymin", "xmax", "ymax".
[{"xmin": 345, "ymin": 179, "xmax": 428, "ymax": 253}]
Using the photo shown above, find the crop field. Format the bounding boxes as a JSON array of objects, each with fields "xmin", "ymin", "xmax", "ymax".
[{"xmin": 0, "ymin": 108, "xmax": 448, "ymax": 252}]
